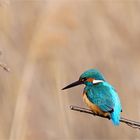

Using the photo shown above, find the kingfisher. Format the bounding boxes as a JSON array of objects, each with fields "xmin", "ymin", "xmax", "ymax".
[{"xmin": 62, "ymin": 69, "xmax": 122, "ymax": 125}]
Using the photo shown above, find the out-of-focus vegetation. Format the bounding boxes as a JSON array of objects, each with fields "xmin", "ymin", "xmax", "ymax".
[{"xmin": 0, "ymin": 1, "xmax": 140, "ymax": 140}]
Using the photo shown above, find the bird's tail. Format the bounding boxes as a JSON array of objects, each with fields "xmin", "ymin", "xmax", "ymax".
[
  {"xmin": 70, "ymin": 105, "xmax": 140, "ymax": 129},
  {"xmin": 111, "ymin": 110, "xmax": 121, "ymax": 125},
  {"xmin": 111, "ymin": 112, "xmax": 140, "ymax": 129},
  {"xmin": 120, "ymin": 117, "xmax": 140, "ymax": 129}
]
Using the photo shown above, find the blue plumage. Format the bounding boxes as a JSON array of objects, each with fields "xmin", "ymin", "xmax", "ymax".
[
  {"xmin": 80, "ymin": 69, "xmax": 106, "ymax": 81},
  {"xmin": 81, "ymin": 69, "xmax": 122, "ymax": 125},
  {"xmin": 85, "ymin": 82, "xmax": 122, "ymax": 125},
  {"xmin": 62, "ymin": 69, "xmax": 122, "ymax": 126}
]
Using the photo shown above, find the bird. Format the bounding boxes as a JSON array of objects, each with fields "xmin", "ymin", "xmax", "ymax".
[{"xmin": 62, "ymin": 69, "xmax": 122, "ymax": 126}]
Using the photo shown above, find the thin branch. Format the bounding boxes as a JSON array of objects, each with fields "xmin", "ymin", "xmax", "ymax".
[
  {"xmin": 0, "ymin": 51, "xmax": 10, "ymax": 72},
  {"xmin": 70, "ymin": 105, "xmax": 140, "ymax": 129},
  {"xmin": 0, "ymin": 63, "xmax": 10, "ymax": 72}
]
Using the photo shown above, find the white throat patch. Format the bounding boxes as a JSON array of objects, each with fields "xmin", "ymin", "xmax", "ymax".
[{"xmin": 93, "ymin": 80, "xmax": 104, "ymax": 84}]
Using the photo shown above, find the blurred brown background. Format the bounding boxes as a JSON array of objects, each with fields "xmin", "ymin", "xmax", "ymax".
[{"xmin": 0, "ymin": 0, "xmax": 140, "ymax": 140}]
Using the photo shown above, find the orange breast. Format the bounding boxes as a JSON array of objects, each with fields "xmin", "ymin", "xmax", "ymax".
[{"xmin": 83, "ymin": 92, "xmax": 109, "ymax": 117}]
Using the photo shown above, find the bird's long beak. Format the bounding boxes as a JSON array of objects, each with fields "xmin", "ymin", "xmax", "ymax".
[{"xmin": 62, "ymin": 80, "xmax": 83, "ymax": 90}]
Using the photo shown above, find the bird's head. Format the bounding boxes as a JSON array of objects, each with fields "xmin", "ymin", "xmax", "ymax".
[{"xmin": 62, "ymin": 69, "xmax": 105, "ymax": 90}]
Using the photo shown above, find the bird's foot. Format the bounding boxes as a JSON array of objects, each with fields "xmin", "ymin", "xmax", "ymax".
[{"xmin": 107, "ymin": 114, "xmax": 111, "ymax": 120}]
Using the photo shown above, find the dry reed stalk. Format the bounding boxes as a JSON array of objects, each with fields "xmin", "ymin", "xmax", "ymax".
[
  {"xmin": 9, "ymin": 9, "xmax": 48, "ymax": 140},
  {"xmin": 53, "ymin": 60, "xmax": 71, "ymax": 138}
]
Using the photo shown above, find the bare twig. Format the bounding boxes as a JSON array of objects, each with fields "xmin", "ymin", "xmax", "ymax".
[
  {"xmin": 0, "ymin": 63, "xmax": 10, "ymax": 72},
  {"xmin": 0, "ymin": 51, "xmax": 10, "ymax": 72},
  {"xmin": 70, "ymin": 105, "xmax": 140, "ymax": 129}
]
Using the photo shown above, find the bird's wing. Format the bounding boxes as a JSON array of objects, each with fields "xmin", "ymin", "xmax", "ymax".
[{"xmin": 86, "ymin": 83, "xmax": 115, "ymax": 113}]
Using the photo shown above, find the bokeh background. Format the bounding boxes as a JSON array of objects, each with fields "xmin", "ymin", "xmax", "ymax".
[{"xmin": 0, "ymin": 0, "xmax": 140, "ymax": 140}]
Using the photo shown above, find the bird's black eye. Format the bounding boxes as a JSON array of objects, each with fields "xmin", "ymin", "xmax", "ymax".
[{"xmin": 81, "ymin": 77, "xmax": 87, "ymax": 82}]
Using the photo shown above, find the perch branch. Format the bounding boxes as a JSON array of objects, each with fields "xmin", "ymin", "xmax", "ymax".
[{"xmin": 70, "ymin": 105, "xmax": 140, "ymax": 129}]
